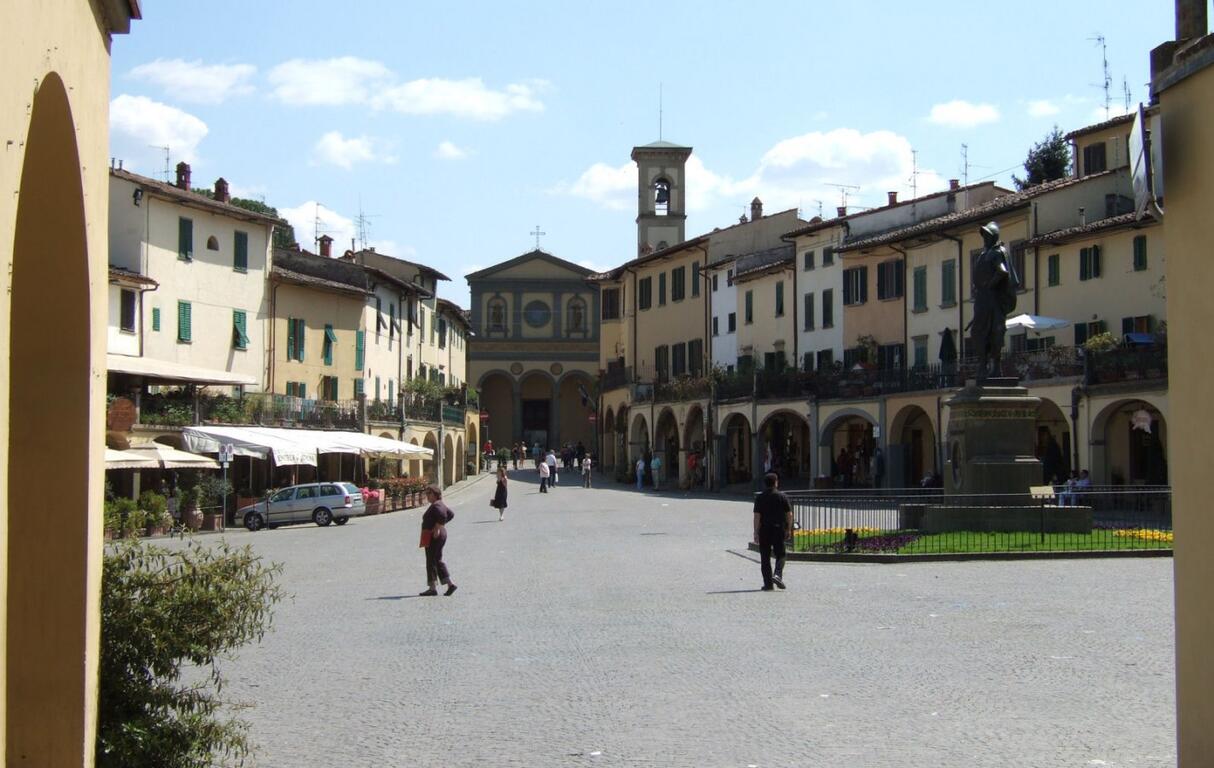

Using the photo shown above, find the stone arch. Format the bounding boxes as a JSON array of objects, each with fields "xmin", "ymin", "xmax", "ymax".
[
  {"xmin": 455, "ymin": 436, "xmax": 465, "ymax": 482},
  {"xmin": 758, "ymin": 409, "xmax": 813, "ymax": 482},
  {"xmin": 408, "ymin": 437, "xmax": 423, "ymax": 478},
  {"xmin": 520, "ymin": 370, "xmax": 557, "ymax": 450},
  {"xmin": 603, "ymin": 406, "xmax": 616, "ymax": 472},
  {"xmin": 422, "ymin": 432, "xmax": 438, "ymax": 481},
  {"xmin": 654, "ymin": 408, "xmax": 679, "ymax": 486},
  {"xmin": 556, "ymin": 371, "xmax": 594, "ymax": 450},
  {"xmin": 819, "ymin": 409, "xmax": 877, "ymax": 484},
  {"xmin": 888, "ymin": 405, "xmax": 937, "ymax": 487},
  {"xmin": 722, "ymin": 413, "xmax": 753, "ymax": 485},
  {"xmin": 466, "ymin": 420, "xmax": 479, "ymax": 470},
  {"xmin": 629, "ymin": 412, "xmax": 650, "ymax": 464},
  {"xmin": 1035, "ymin": 397, "xmax": 1071, "ymax": 484},
  {"xmin": 443, "ymin": 433, "xmax": 456, "ymax": 487},
  {"xmin": 478, "ymin": 369, "xmax": 515, "ymax": 448},
  {"xmin": 7, "ymin": 72, "xmax": 94, "ymax": 756},
  {"xmin": 1091, "ymin": 399, "xmax": 1168, "ymax": 485},
  {"xmin": 682, "ymin": 405, "xmax": 707, "ymax": 488}
]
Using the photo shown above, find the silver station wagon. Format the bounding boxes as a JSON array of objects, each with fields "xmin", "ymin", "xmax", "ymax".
[{"xmin": 240, "ymin": 482, "xmax": 365, "ymax": 531}]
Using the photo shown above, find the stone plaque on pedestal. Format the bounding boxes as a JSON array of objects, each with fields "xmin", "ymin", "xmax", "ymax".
[{"xmin": 945, "ymin": 378, "xmax": 1042, "ymax": 496}]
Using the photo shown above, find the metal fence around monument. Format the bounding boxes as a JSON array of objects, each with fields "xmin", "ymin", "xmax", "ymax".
[{"xmin": 781, "ymin": 487, "xmax": 1172, "ymax": 555}]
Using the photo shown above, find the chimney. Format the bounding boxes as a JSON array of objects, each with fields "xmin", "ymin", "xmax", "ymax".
[
  {"xmin": 750, "ymin": 197, "xmax": 763, "ymax": 221},
  {"xmin": 949, "ymin": 179, "xmax": 960, "ymax": 191},
  {"xmin": 837, "ymin": 206, "xmax": 848, "ymax": 218},
  {"xmin": 175, "ymin": 161, "xmax": 191, "ymax": 191},
  {"xmin": 213, "ymin": 177, "xmax": 230, "ymax": 203},
  {"xmin": 887, "ymin": 191, "xmax": 898, "ymax": 206},
  {"xmin": 1078, "ymin": 207, "xmax": 1087, "ymax": 226},
  {"xmin": 1176, "ymin": 0, "xmax": 1208, "ymax": 41},
  {"xmin": 318, "ymin": 234, "xmax": 333, "ymax": 258}
]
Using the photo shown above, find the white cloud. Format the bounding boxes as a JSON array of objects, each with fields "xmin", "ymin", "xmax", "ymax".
[
  {"xmin": 928, "ymin": 100, "xmax": 1001, "ymax": 128},
  {"xmin": 375, "ymin": 77, "xmax": 546, "ymax": 121},
  {"xmin": 461, "ymin": 263, "xmax": 486, "ymax": 276},
  {"xmin": 109, "ymin": 94, "xmax": 209, "ymax": 172},
  {"xmin": 558, "ymin": 161, "xmax": 635, "ymax": 210},
  {"xmin": 311, "ymin": 131, "xmax": 394, "ymax": 169},
  {"xmin": 268, "ymin": 57, "xmax": 394, "ymax": 106},
  {"xmin": 1089, "ymin": 104, "xmax": 1133, "ymax": 123},
  {"xmin": 129, "ymin": 58, "xmax": 255, "ymax": 104},
  {"xmin": 435, "ymin": 141, "xmax": 468, "ymax": 160},
  {"xmin": 1027, "ymin": 99, "xmax": 1061, "ymax": 118},
  {"xmin": 279, "ymin": 201, "xmax": 357, "ymax": 251}
]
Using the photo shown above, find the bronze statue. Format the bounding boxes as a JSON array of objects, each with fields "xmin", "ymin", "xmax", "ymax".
[{"xmin": 969, "ymin": 221, "xmax": 1018, "ymax": 380}]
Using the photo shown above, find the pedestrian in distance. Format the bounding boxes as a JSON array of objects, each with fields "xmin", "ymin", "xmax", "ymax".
[
  {"xmin": 492, "ymin": 466, "xmax": 508, "ymax": 521},
  {"xmin": 635, "ymin": 456, "xmax": 645, "ymax": 490},
  {"xmin": 546, "ymin": 449, "xmax": 559, "ymax": 487},
  {"xmin": 419, "ymin": 485, "xmax": 457, "ymax": 596},
  {"xmin": 538, "ymin": 457, "xmax": 550, "ymax": 493},
  {"xmin": 532, "ymin": 442, "xmax": 541, "ymax": 468},
  {"xmin": 752, "ymin": 472, "xmax": 793, "ymax": 591},
  {"xmin": 581, "ymin": 453, "xmax": 593, "ymax": 488},
  {"xmin": 512, "ymin": 443, "xmax": 520, "ymax": 471},
  {"xmin": 651, "ymin": 453, "xmax": 663, "ymax": 491}
]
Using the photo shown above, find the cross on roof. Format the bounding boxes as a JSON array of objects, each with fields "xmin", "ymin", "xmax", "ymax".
[{"xmin": 531, "ymin": 225, "xmax": 546, "ymax": 249}]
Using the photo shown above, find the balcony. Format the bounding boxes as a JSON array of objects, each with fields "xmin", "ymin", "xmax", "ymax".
[
  {"xmin": 211, "ymin": 393, "xmax": 361, "ymax": 429},
  {"xmin": 654, "ymin": 375, "xmax": 712, "ymax": 403},
  {"xmin": 1086, "ymin": 344, "xmax": 1168, "ymax": 386}
]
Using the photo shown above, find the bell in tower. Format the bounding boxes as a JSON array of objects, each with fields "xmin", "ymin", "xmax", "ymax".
[{"xmin": 631, "ymin": 140, "xmax": 692, "ymax": 256}]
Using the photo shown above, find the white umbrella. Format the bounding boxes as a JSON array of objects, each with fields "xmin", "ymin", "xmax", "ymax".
[
  {"xmin": 1006, "ymin": 314, "xmax": 1071, "ymax": 333},
  {"xmin": 105, "ymin": 448, "xmax": 160, "ymax": 470},
  {"xmin": 128, "ymin": 444, "xmax": 221, "ymax": 470}
]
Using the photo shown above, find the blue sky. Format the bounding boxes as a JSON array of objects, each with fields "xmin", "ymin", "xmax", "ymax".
[{"xmin": 109, "ymin": 1, "xmax": 1181, "ymax": 307}]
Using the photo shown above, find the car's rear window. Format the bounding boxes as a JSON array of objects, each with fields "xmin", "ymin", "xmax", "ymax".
[
  {"xmin": 320, "ymin": 484, "xmax": 341, "ymax": 496},
  {"xmin": 341, "ymin": 483, "xmax": 361, "ymax": 495}
]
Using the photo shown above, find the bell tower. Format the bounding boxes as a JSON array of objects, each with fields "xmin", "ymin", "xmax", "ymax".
[{"xmin": 632, "ymin": 140, "xmax": 692, "ymax": 255}]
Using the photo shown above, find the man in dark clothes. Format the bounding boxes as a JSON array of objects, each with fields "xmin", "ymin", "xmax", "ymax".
[
  {"xmin": 419, "ymin": 485, "xmax": 457, "ymax": 596},
  {"xmin": 752, "ymin": 472, "xmax": 793, "ymax": 591}
]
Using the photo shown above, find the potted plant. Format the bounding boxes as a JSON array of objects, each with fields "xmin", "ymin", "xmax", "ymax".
[
  {"xmin": 194, "ymin": 476, "xmax": 233, "ymax": 531},
  {"xmin": 179, "ymin": 485, "xmax": 204, "ymax": 531},
  {"xmin": 111, "ymin": 497, "xmax": 144, "ymax": 539},
  {"xmin": 103, "ymin": 499, "xmax": 122, "ymax": 541},
  {"xmin": 139, "ymin": 490, "xmax": 171, "ymax": 536}
]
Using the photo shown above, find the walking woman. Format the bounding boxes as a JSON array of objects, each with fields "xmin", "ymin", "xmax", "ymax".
[
  {"xmin": 418, "ymin": 485, "xmax": 457, "ymax": 596},
  {"xmin": 492, "ymin": 466, "xmax": 508, "ymax": 521}
]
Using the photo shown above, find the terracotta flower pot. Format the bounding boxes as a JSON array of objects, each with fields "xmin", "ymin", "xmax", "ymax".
[{"xmin": 184, "ymin": 507, "xmax": 203, "ymax": 531}]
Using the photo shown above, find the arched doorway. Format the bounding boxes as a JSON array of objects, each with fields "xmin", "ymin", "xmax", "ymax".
[
  {"xmin": 683, "ymin": 405, "xmax": 706, "ymax": 488},
  {"xmin": 758, "ymin": 410, "xmax": 812, "ymax": 483},
  {"xmin": 654, "ymin": 408, "xmax": 679, "ymax": 488},
  {"xmin": 603, "ymin": 406, "xmax": 616, "ymax": 472},
  {"xmin": 1092, "ymin": 399, "xmax": 1168, "ymax": 485},
  {"xmin": 443, "ymin": 433, "xmax": 456, "ymax": 487},
  {"xmin": 455, "ymin": 436, "xmax": 465, "ymax": 481},
  {"xmin": 479, "ymin": 371, "xmax": 514, "ymax": 447},
  {"xmin": 557, "ymin": 373, "xmax": 595, "ymax": 450},
  {"xmin": 520, "ymin": 372, "xmax": 555, "ymax": 450},
  {"xmin": 408, "ymin": 438, "xmax": 422, "ymax": 478},
  {"xmin": 629, "ymin": 413, "xmax": 650, "ymax": 466},
  {"xmin": 466, "ymin": 421, "xmax": 479, "ymax": 472},
  {"xmin": 422, "ymin": 432, "xmax": 438, "ymax": 481},
  {"xmin": 1036, "ymin": 398, "xmax": 1072, "ymax": 484},
  {"xmin": 373, "ymin": 431, "xmax": 401, "ymax": 479},
  {"xmin": 722, "ymin": 413, "xmax": 752, "ymax": 485},
  {"xmin": 820, "ymin": 412, "xmax": 876, "ymax": 486},
  {"xmin": 8, "ymin": 73, "xmax": 94, "ymax": 755},
  {"xmin": 889, "ymin": 406, "xmax": 937, "ymax": 487}
]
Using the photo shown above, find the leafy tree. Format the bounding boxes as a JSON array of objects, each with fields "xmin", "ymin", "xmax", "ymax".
[
  {"xmin": 230, "ymin": 197, "xmax": 296, "ymax": 249},
  {"xmin": 1013, "ymin": 126, "xmax": 1070, "ymax": 190},
  {"xmin": 97, "ymin": 541, "xmax": 283, "ymax": 767}
]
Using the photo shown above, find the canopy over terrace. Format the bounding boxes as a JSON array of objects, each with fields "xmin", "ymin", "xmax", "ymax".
[
  {"xmin": 181, "ymin": 425, "xmax": 433, "ymax": 467},
  {"xmin": 104, "ymin": 448, "xmax": 161, "ymax": 470}
]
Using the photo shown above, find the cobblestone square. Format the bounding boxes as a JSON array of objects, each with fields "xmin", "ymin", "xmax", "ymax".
[{"xmin": 193, "ymin": 472, "xmax": 1175, "ymax": 767}]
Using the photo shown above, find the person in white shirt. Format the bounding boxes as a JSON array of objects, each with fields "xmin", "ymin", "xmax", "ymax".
[
  {"xmin": 545, "ymin": 449, "xmax": 558, "ymax": 488},
  {"xmin": 581, "ymin": 454, "xmax": 593, "ymax": 488},
  {"xmin": 537, "ymin": 457, "xmax": 550, "ymax": 493}
]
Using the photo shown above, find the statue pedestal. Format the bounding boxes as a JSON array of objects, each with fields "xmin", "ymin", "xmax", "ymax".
[{"xmin": 945, "ymin": 378, "xmax": 1042, "ymax": 496}]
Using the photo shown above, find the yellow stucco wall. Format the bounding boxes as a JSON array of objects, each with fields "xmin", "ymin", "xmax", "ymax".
[
  {"xmin": 632, "ymin": 246, "xmax": 708, "ymax": 381},
  {"xmin": 272, "ymin": 283, "xmax": 364, "ymax": 399},
  {"xmin": 735, "ymin": 267, "xmax": 796, "ymax": 369}
]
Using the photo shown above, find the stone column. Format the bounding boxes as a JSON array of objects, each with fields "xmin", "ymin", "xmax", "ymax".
[
  {"xmin": 549, "ymin": 377, "xmax": 560, "ymax": 447},
  {"xmin": 512, "ymin": 377, "xmax": 523, "ymax": 443}
]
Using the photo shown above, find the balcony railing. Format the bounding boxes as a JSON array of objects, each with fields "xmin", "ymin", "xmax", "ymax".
[
  {"xmin": 602, "ymin": 364, "xmax": 631, "ymax": 393},
  {"xmin": 655, "ymin": 376, "xmax": 711, "ymax": 403},
  {"xmin": 1086, "ymin": 345, "xmax": 1168, "ymax": 386},
  {"xmin": 218, "ymin": 393, "xmax": 361, "ymax": 429}
]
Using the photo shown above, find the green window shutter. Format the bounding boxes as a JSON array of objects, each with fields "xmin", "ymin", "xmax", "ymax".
[
  {"xmin": 775, "ymin": 282, "xmax": 784, "ymax": 316},
  {"xmin": 745, "ymin": 290, "xmax": 753, "ymax": 323},
  {"xmin": 375, "ymin": 376, "xmax": 381, "ymax": 402},
  {"xmin": 1048, "ymin": 254, "xmax": 1060, "ymax": 286},
  {"xmin": 299, "ymin": 382, "xmax": 307, "ymax": 399},
  {"xmin": 355, "ymin": 330, "xmax": 365, "ymax": 370},
  {"xmin": 177, "ymin": 301, "xmax": 192, "ymax": 342},
  {"xmin": 233, "ymin": 310, "xmax": 249, "ymax": 350},
  {"xmin": 287, "ymin": 317, "xmax": 296, "ymax": 360},
  {"xmin": 1133, "ymin": 236, "xmax": 1147, "ymax": 271},
  {"xmin": 941, "ymin": 260, "xmax": 956, "ymax": 305},
  {"xmin": 297, "ymin": 320, "xmax": 306, "ymax": 362},
  {"xmin": 178, "ymin": 218, "xmax": 193, "ymax": 261},
  {"xmin": 913, "ymin": 267, "xmax": 927, "ymax": 311},
  {"xmin": 151, "ymin": 307, "xmax": 160, "ymax": 332},
  {"xmin": 323, "ymin": 324, "xmax": 334, "ymax": 365},
  {"xmin": 234, "ymin": 231, "xmax": 248, "ymax": 272}
]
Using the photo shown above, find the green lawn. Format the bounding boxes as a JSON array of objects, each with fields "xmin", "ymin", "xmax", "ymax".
[{"xmin": 791, "ymin": 528, "xmax": 1173, "ymax": 555}]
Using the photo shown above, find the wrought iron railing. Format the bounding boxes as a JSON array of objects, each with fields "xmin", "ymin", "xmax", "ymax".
[{"xmin": 1086, "ymin": 345, "xmax": 1168, "ymax": 386}]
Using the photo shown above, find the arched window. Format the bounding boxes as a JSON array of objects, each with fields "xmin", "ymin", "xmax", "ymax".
[
  {"xmin": 206, "ymin": 235, "xmax": 219, "ymax": 251},
  {"xmin": 487, "ymin": 297, "xmax": 507, "ymax": 334},
  {"xmin": 566, "ymin": 297, "xmax": 587, "ymax": 335},
  {"xmin": 653, "ymin": 178, "xmax": 671, "ymax": 216}
]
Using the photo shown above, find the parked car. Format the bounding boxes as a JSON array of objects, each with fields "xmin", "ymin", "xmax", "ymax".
[{"xmin": 240, "ymin": 482, "xmax": 365, "ymax": 531}]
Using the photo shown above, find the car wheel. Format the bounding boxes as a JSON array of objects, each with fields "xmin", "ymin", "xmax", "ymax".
[
  {"xmin": 334, "ymin": 516, "xmax": 349, "ymax": 526},
  {"xmin": 313, "ymin": 508, "xmax": 333, "ymax": 527},
  {"xmin": 244, "ymin": 513, "xmax": 264, "ymax": 532}
]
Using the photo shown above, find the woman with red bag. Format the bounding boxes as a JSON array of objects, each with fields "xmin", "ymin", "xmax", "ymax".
[{"xmin": 418, "ymin": 485, "xmax": 457, "ymax": 596}]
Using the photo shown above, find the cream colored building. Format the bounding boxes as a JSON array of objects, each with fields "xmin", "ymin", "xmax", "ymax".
[{"xmin": 1, "ymin": 0, "xmax": 139, "ymax": 762}]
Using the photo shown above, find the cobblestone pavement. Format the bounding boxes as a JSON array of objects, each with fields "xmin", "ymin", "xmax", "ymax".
[{"xmin": 187, "ymin": 471, "xmax": 1176, "ymax": 767}]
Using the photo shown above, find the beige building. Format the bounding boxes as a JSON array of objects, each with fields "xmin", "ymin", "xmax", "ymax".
[{"xmin": 1, "ymin": 0, "xmax": 139, "ymax": 762}]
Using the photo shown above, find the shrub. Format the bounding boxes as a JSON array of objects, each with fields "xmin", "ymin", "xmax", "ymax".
[
  {"xmin": 138, "ymin": 491, "xmax": 170, "ymax": 528},
  {"xmin": 96, "ymin": 540, "xmax": 283, "ymax": 767},
  {"xmin": 1083, "ymin": 331, "xmax": 1119, "ymax": 353}
]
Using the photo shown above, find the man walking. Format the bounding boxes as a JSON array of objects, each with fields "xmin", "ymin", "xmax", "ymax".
[
  {"xmin": 546, "ymin": 448, "xmax": 559, "ymax": 488},
  {"xmin": 752, "ymin": 472, "xmax": 793, "ymax": 591},
  {"xmin": 538, "ymin": 456, "xmax": 550, "ymax": 493},
  {"xmin": 581, "ymin": 453, "xmax": 593, "ymax": 488}
]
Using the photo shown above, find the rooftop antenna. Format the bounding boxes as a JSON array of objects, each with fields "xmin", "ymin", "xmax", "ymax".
[
  {"xmin": 355, "ymin": 196, "xmax": 380, "ymax": 251},
  {"xmin": 1123, "ymin": 76, "xmax": 1132, "ymax": 113},
  {"xmin": 312, "ymin": 202, "xmax": 334, "ymax": 250},
  {"xmin": 909, "ymin": 149, "xmax": 920, "ymax": 199},
  {"xmin": 659, "ymin": 82, "xmax": 663, "ymax": 141},
  {"xmin": 149, "ymin": 145, "xmax": 171, "ymax": 181},
  {"xmin": 825, "ymin": 183, "xmax": 860, "ymax": 211},
  {"xmin": 961, "ymin": 143, "xmax": 970, "ymax": 186},
  {"xmin": 1089, "ymin": 34, "xmax": 1112, "ymax": 119}
]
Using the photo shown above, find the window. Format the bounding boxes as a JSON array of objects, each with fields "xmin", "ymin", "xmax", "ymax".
[
  {"xmin": 744, "ymin": 290, "xmax": 754, "ymax": 324},
  {"xmin": 941, "ymin": 259, "xmax": 957, "ymax": 306},
  {"xmin": 178, "ymin": 217, "xmax": 193, "ymax": 261},
  {"xmin": 234, "ymin": 231, "xmax": 248, "ymax": 272},
  {"xmin": 877, "ymin": 260, "xmax": 903, "ymax": 300},
  {"xmin": 823, "ymin": 246, "xmax": 835, "ymax": 266},
  {"xmin": 803, "ymin": 293, "xmax": 815, "ymax": 330},
  {"xmin": 878, "ymin": 343, "xmax": 903, "ymax": 370},
  {"xmin": 119, "ymin": 289, "xmax": 137, "ymax": 333},
  {"xmin": 1080, "ymin": 245, "xmax": 1102, "ymax": 280},
  {"xmin": 355, "ymin": 330, "xmax": 365, "ymax": 371},
  {"xmin": 639, "ymin": 277, "xmax": 652, "ymax": 310},
  {"xmin": 727, "ymin": 312, "xmax": 736, "ymax": 333},
  {"xmin": 601, "ymin": 288, "xmax": 620, "ymax": 320},
  {"xmin": 438, "ymin": 317, "xmax": 447, "ymax": 348},
  {"xmin": 658, "ymin": 272, "xmax": 667, "ymax": 306},
  {"xmin": 320, "ymin": 376, "xmax": 339, "ymax": 401},
  {"xmin": 488, "ymin": 297, "xmax": 507, "ymax": 331},
  {"xmin": 418, "ymin": 308, "xmax": 425, "ymax": 338},
  {"xmin": 323, "ymin": 324, "xmax": 336, "ymax": 365},
  {"xmin": 671, "ymin": 267, "xmax": 685, "ymax": 301},
  {"xmin": 1026, "ymin": 336, "xmax": 1056, "ymax": 352},
  {"xmin": 912, "ymin": 266, "xmax": 928, "ymax": 312},
  {"xmin": 712, "ymin": 316, "xmax": 720, "ymax": 336},
  {"xmin": 176, "ymin": 301, "xmax": 192, "ymax": 343},
  {"xmin": 1122, "ymin": 315, "xmax": 1154, "ymax": 335},
  {"xmin": 691, "ymin": 262, "xmax": 701, "ymax": 297},
  {"xmin": 802, "ymin": 352, "xmax": 814, "ymax": 372},
  {"xmin": 1083, "ymin": 142, "xmax": 1107, "ymax": 175},
  {"xmin": 816, "ymin": 349, "xmax": 834, "ymax": 369},
  {"xmin": 388, "ymin": 379, "xmax": 395, "ymax": 405},
  {"xmin": 1074, "ymin": 320, "xmax": 1106, "ymax": 345},
  {"xmin": 232, "ymin": 310, "xmax": 249, "ymax": 350},
  {"xmin": 689, "ymin": 339, "xmax": 704, "ymax": 376},
  {"xmin": 913, "ymin": 336, "xmax": 928, "ymax": 368},
  {"xmin": 775, "ymin": 281, "xmax": 785, "ymax": 316},
  {"xmin": 1010, "ymin": 241, "xmax": 1027, "ymax": 290},
  {"xmin": 712, "ymin": 273, "xmax": 719, "ymax": 292},
  {"xmin": 286, "ymin": 318, "xmax": 305, "ymax": 361},
  {"xmin": 1133, "ymin": 235, "xmax": 1148, "ymax": 271},
  {"xmin": 389, "ymin": 304, "xmax": 396, "ymax": 341},
  {"xmin": 375, "ymin": 297, "xmax": 383, "ymax": 338},
  {"xmin": 822, "ymin": 289, "xmax": 834, "ymax": 328},
  {"xmin": 567, "ymin": 298, "xmax": 586, "ymax": 333},
  {"xmin": 737, "ymin": 354, "xmax": 754, "ymax": 374},
  {"xmin": 1048, "ymin": 254, "xmax": 1061, "ymax": 286},
  {"xmin": 843, "ymin": 267, "xmax": 868, "ymax": 305},
  {"xmin": 727, "ymin": 268, "xmax": 734, "ymax": 286},
  {"xmin": 206, "ymin": 235, "xmax": 219, "ymax": 251},
  {"xmin": 803, "ymin": 250, "xmax": 815, "ymax": 270},
  {"xmin": 151, "ymin": 306, "xmax": 160, "ymax": 332},
  {"xmin": 672, "ymin": 342, "xmax": 687, "ymax": 377},
  {"xmin": 844, "ymin": 347, "xmax": 865, "ymax": 368},
  {"xmin": 353, "ymin": 379, "xmax": 364, "ymax": 398},
  {"xmin": 654, "ymin": 345, "xmax": 670, "ymax": 382},
  {"xmin": 1010, "ymin": 333, "xmax": 1027, "ymax": 353}
]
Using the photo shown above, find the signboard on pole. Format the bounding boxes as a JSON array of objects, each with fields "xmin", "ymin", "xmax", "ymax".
[
  {"xmin": 218, "ymin": 443, "xmax": 235, "ymax": 465},
  {"xmin": 479, "ymin": 410, "xmax": 490, "ymax": 421},
  {"xmin": 588, "ymin": 413, "xmax": 597, "ymax": 423}
]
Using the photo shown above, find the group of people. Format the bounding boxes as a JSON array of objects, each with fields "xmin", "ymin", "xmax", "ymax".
[
  {"xmin": 832, "ymin": 445, "xmax": 884, "ymax": 488},
  {"xmin": 538, "ymin": 447, "xmax": 593, "ymax": 492}
]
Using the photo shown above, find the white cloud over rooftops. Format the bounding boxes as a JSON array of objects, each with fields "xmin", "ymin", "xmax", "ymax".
[
  {"xmin": 129, "ymin": 58, "xmax": 256, "ymax": 104},
  {"xmin": 1027, "ymin": 99, "xmax": 1061, "ymax": 118},
  {"xmin": 311, "ymin": 131, "xmax": 396, "ymax": 169},
  {"xmin": 928, "ymin": 100, "xmax": 1001, "ymax": 128},
  {"xmin": 109, "ymin": 94, "xmax": 209, "ymax": 173}
]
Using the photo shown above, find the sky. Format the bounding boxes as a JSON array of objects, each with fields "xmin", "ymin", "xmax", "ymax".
[{"xmin": 108, "ymin": 1, "xmax": 1184, "ymax": 307}]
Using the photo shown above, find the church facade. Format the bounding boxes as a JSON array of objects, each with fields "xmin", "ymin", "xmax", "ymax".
[{"xmin": 466, "ymin": 250, "xmax": 599, "ymax": 453}]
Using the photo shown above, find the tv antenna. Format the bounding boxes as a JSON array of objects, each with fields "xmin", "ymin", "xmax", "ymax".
[
  {"xmin": 149, "ymin": 145, "xmax": 171, "ymax": 181},
  {"xmin": 355, "ymin": 197, "xmax": 380, "ymax": 251},
  {"xmin": 909, "ymin": 149, "xmax": 920, "ymax": 200},
  {"xmin": 658, "ymin": 83, "xmax": 664, "ymax": 141},
  {"xmin": 825, "ymin": 183, "xmax": 860, "ymax": 211},
  {"xmin": 312, "ymin": 202, "xmax": 335, "ymax": 250},
  {"xmin": 1123, "ymin": 76, "xmax": 1132, "ymax": 113},
  {"xmin": 961, "ymin": 143, "xmax": 970, "ymax": 186},
  {"xmin": 1089, "ymin": 34, "xmax": 1112, "ymax": 119}
]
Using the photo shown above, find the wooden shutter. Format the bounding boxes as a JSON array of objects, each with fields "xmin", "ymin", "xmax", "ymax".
[
  {"xmin": 177, "ymin": 301, "xmax": 191, "ymax": 342},
  {"xmin": 355, "ymin": 330, "xmax": 365, "ymax": 370},
  {"xmin": 178, "ymin": 218, "xmax": 192, "ymax": 260},
  {"xmin": 234, "ymin": 231, "xmax": 248, "ymax": 271},
  {"xmin": 152, "ymin": 307, "xmax": 160, "ymax": 332},
  {"xmin": 286, "ymin": 317, "xmax": 296, "ymax": 360}
]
